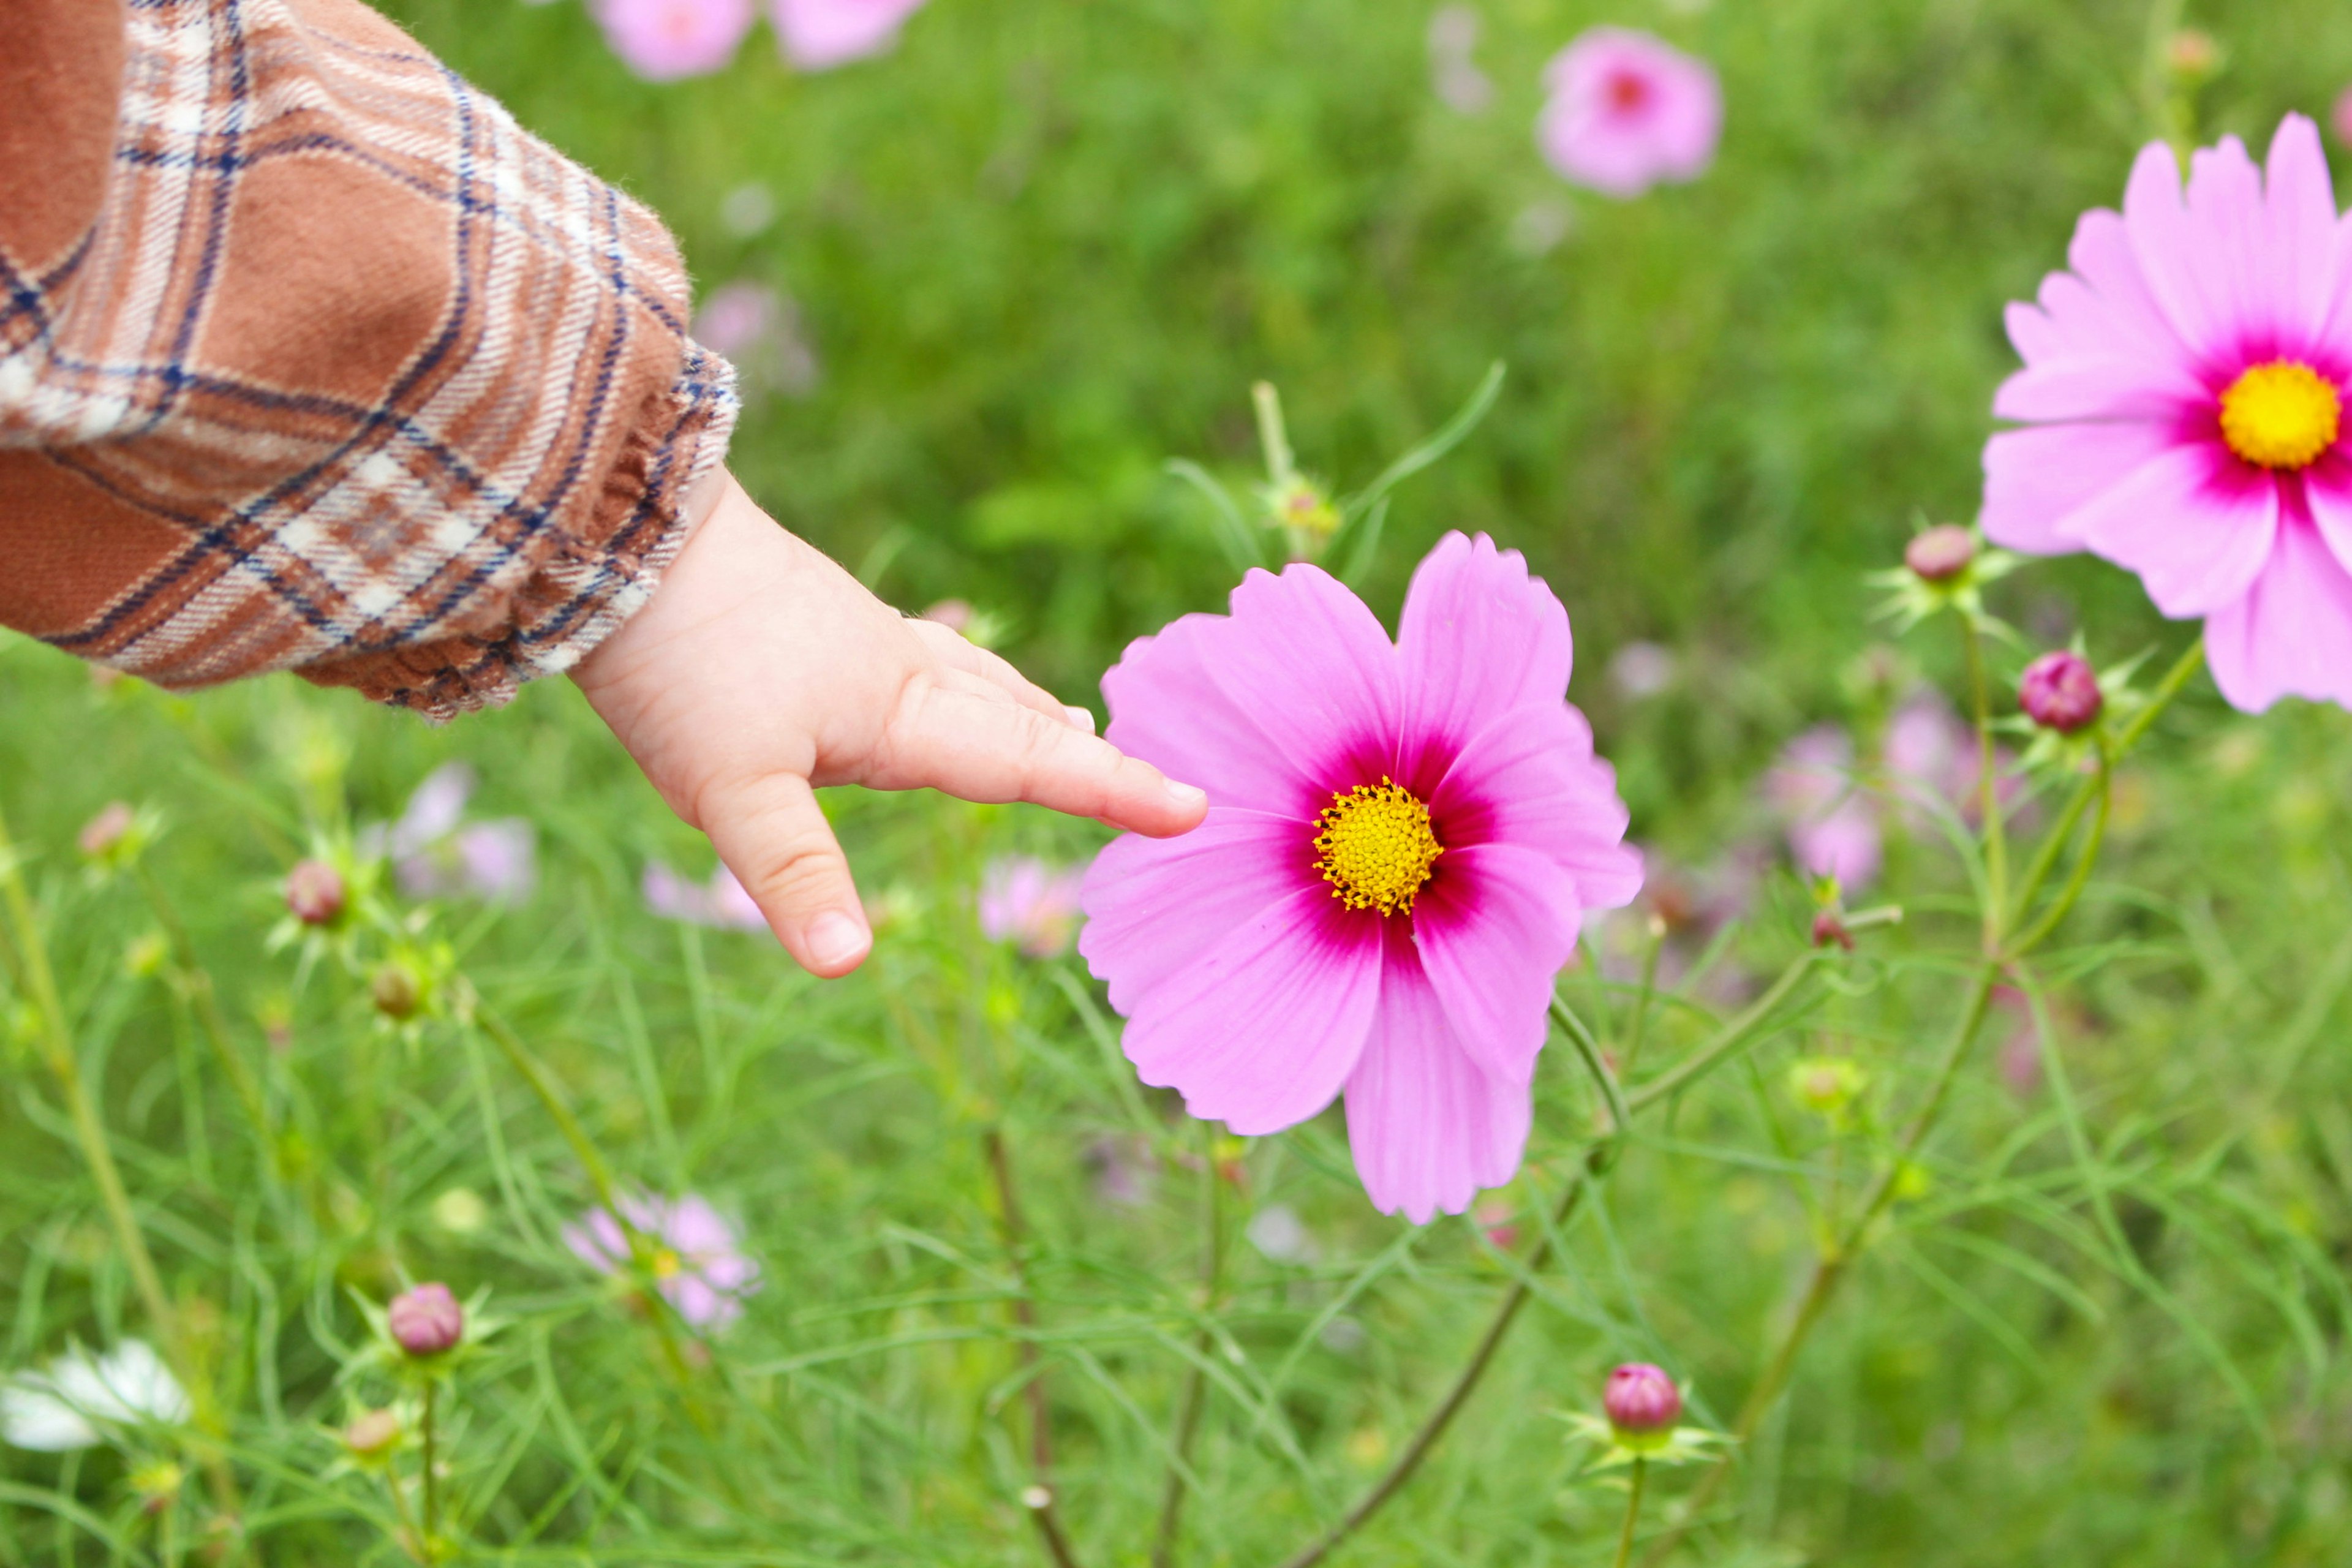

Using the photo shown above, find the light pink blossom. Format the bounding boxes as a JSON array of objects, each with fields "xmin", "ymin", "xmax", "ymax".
[
  {"xmin": 771, "ymin": 0, "xmax": 928, "ymax": 70},
  {"xmin": 978, "ymin": 857, "xmax": 1085, "ymax": 957},
  {"xmin": 1079, "ymin": 535, "xmax": 1642, "ymax": 1224},
  {"xmin": 1766, "ymin": 727, "xmax": 1883, "ymax": 889},
  {"xmin": 565, "ymin": 1194, "xmax": 761, "ymax": 1330},
  {"xmin": 1537, "ymin": 28, "xmax": 1721, "ymax": 199},
  {"xmin": 1982, "ymin": 116, "xmax": 2352, "ymax": 712},
  {"xmin": 643, "ymin": 862, "xmax": 768, "ymax": 932},
  {"xmin": 693, "ymin": 282, "xmax": 821, "ymax": 397},
  {"xmin": 371, "ymin": 764, "xmax": 536, "ymax": 905},
  {"xmin": 595, "ymin": 0, "xmax": 755, "ymax": 81}
]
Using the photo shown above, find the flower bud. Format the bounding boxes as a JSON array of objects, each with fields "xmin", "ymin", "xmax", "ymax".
[
  {"xmin": 284, "ymin": 860, "xmax": 346, "ymax": 927},
  {"xmin": 1604, "ymin": 1363, "xmax": 1682, "ymax": 1446},
  {"xmin": 371, "ymin": 962, "xmax": 423, "ymax": 1021},
  {"xmin": 1902, "ymin": 525, "xmax": 1976, "ymax": 584},
  {"xmin": 343, "ymin": 1408, "xmax": 401, "ymax": 1458},
  {"xmin": 1789, "ymin": 1055, "xmax": 1868, "ymax": 1120},
  {"xmin": 2165, "ymin": 28, "xmax": 2218, "ymax": 80},
  {"xmin": 1811, "ymin": 910, "xmax": 1853, "ymax": 951},
  {"xmin": 2018, "ymin": 650, "xmax": 2102, "ymax": 734},
  {"xmin": 77, "ymin": 802, "xmax": 137, "ymax": 859},
  {"xmin": 386, "ymin": 1283, "xmax": 462, "ymax": 1357}
]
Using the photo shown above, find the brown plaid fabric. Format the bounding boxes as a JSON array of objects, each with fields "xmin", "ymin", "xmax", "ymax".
[{"xmin": 0, "ymin": 0, "xmax": 737, "ymax": 719}]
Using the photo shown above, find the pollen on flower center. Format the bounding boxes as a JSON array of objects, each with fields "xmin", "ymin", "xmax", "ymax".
[
  {"xmin": 2218, "ymin": 360, "xmax": 2341, "ymax": 470},
  {"xmin": 1313, "ymin": 778, "xmax": 1442, "ymax": 916}
]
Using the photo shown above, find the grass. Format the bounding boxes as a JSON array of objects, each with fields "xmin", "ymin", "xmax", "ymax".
[{"xmin": 6, "ymin": 0, "xmax": 2352, "ymax": 1563}]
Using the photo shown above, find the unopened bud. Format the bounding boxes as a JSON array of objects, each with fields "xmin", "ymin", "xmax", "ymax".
[
  {"xmin": 129, "ymin": 1460, "xmax": 183, "ymax": 1515},
  {"xmin": 1811, "ymin": 910, "xmax": 1853, "ymax": 951},
  {"xmin": 284, "ymin": 860, "xmax": 346, "ymax": 927},
  {"xmin": 386, "ymin": 1283, "xmax": 462, "ymax": 1357},
  {"xmin": 343, "ymin": 1408, "xmax": 401, "ymax": 1458},
  {"xmin": 371, "ymin": 962, "xmax": 422, "ymax": 1021},
  {"xmin": 1604, "ymin": 1363, "xmax": 1682, "ymax": 1447},
  {"xmin": 2018, "ymin": 650, "xmax": 2102, "ymax": 734},
  {"xmin": 1903, "ymin": 525, "xmax": 1976, "ymax": 584},
  {"xmin": 2165, "ymin": 28, "xmax": 2218, "ymax": 79},
  {"xmin": 77, "ymin": 802, "xmax": 137, "ymax": 859},
  {"xmin": 1789, "ymin": 1055, "xmax": 1868, "ymax": 1119}
]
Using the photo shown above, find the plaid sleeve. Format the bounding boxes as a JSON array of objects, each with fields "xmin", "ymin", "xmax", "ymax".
[{"xmin": 0, "ymin": 0, "xmax": 738, "ymax": 720}]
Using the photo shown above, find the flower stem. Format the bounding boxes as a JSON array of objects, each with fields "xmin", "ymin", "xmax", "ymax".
[
  {"xmin": 1152, "ymin": 1123, "xmax": 1226, "ymax": 1568},
  {"xmin": 1613, "ymin": 1459, "xmax": 1649, "ymax": 1568},
  {"xmin": 0, "ymin": 800, "xmax": 241, "ymax": 1524},
  {"xmin": 984, "ymin": 1126, "xmax": 1083, "ymax": 1568},
  {"xmin": 420, "ymin": 1379, "xmax": 439, "ymax": 1559},
  {"xmin": 1959, "ymin": 611, "xmax": 2009, "ymax": 953},
  {"xmin": 1627, "ymin": 951, "xmax": 1823, "ymax": 1113},
  {"xmin": 1273, "ymin": 1156, "xmax": 1602, "ymax": 1568}
]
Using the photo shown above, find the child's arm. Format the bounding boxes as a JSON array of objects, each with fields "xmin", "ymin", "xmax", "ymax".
[{"xmin": 575, "ymin": 473, "xmax": 1204, "ymax": 976}]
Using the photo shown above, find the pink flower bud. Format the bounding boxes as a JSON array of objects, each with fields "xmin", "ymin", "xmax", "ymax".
[
  {"xmin": 387, "ymin": 1283, "xmax": 462, "ymax": 1357},
  {"xmin": 1604, "ymin": 1362, "xmax": 1681, "ymax": 1441},
  {"xmin": 1902, "ymin": 525, "xmax": 1976, "ymax": 583},
  {"xmin": 344, "ymin": 1408, "xmax": 401, "ymax": 1457},
  {"xmin": 371, "ymin": 962, "xmax": 423, "ymax": 1021},
  {"xmin": 284, "ymin": 860, "xmax": 346, "ymax": 927},
  {"xmin": 1811, "ymin": 910, "xmax": 1853, "ymax": 951},
  {"xmin": 78, "ymin": 802, "xmax": 136, "ymax": 858},
  {"xmin": 2018, "ymin": 650, "xmax": 2101, "ymax": 734}
]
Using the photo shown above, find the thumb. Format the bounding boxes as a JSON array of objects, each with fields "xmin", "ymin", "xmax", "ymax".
[{"xmin": 698, "ymin": 772, "xmax": 872, "ymax": 977}]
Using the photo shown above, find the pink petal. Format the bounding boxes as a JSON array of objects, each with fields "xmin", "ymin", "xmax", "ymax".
[
  {"xmin": 1412, "ymin": 842, "xmax": 1581, "ymax": 1087},
  {"xmin": 1981, "ymin": 420, "xmax": 2175, "ymax": 554},
  {"xmin": 2264, "ymin": 115, "xmax": 2339, "ymax": 341},
  {"xmin": 1343, "ymin": 953, "xmax": 1531, "ymax": 1224},
  {"xmin": 2301, "ymin": 458, "xmax": 2352, "ymax": 576},
  {"xmin": 1080, "ymin": 810, "xmax": 1313, "ymax": 1015},
  {"xmin": 2068, "ymin": 442, "xmax": 2280, "ymax": 616},
  {"xmin": 1102, "ymin": 617, "xmax": 1325, "ymax": 814},
  {"xmin": 1990, "ymin": 350, "xmax": 2204, "ymax": 423},
  {"xmin": 1114, "ymin": 886, "xmax": 1382, "ymax": 1136},
  {"xmin": 1395, "ymin": 533, "xmax": 1572, "ymax": 780},
  {"xmin": 2123, "ymin": 140, "xmax": 2234, "ymax": 358},
  {"xmin": 2067, "ymin": 208, "xmax": 2193, "ymax": 364},
  {"xmin": 2205, "ymin": 513, "xmax": 2352, "ymax": 712},
  {"xmin": 1430, "ymin": 705, "xmax": 1643, "ymax": 911},
  {"xmin": 772, "ymin": 0, "xmax": 926, "ymax": 69}
]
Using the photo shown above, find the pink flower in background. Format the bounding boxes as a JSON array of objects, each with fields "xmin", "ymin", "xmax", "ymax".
[
  {"xmin": 1538, "ymin": 28, "xmax": 1721, "ymax": 198},
  {"xmin": 978, "ymin": 857, "xmax": 1085, "ymax": 957},
  {"xmin": 1079, "ymin": 535, "xmax": 1642, "ymax": 1224},
  {"xmin": 1766, "ymin": 727, "xmax": 1883, "ymax": 889},
  {"xmin": 368, "ymin": 764, "xmax": 536, "ymax": 905},
  {"xmin": 693, "ymin": 282, "xmax": 821, "ymax": 397},
  {"xmin": 643, "ymin": 862, "xmax": 768, "ymax": 932},
  {"xmin": 595, "ymin": 0, "xmax": 755, "ymax": 81},
  {"xmin": 565, "ymin": 1194, "xmax": 761, "ymax": 1330},
  {"xmin": 772, "ymin": 0, "xmax": 929, "ymax": 70},
  {"xmin": 1983, "ymin": 115, "xmax": 2352, "ymax": 712},
  {"xmin": 1427, "ymin": 6, "xmax": 1494, "ymax": 116},
  {"xmin": 2333, "ymin": 88, "xmax": 2352, "ymax": 149}
]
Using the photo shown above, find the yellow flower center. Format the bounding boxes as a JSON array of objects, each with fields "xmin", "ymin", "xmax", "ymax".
[
  {"xmin": 651, "ymin": 1248, "xmax": 683, "ymax": 1280},
  {"xmin": 1313, "ymin": 778, "xmax": 1442, "ymax": 916},
  {"xmin": 2218, "ymin": 360, "xmax": 2340, "ymax": 470}
]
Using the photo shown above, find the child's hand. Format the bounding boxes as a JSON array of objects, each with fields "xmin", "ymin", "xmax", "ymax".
[{"xmin": 573, "ymin": 472, "xmax": 1207, "ymax": 976}]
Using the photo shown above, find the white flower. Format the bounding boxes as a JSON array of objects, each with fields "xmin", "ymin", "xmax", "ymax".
[{"xmin": 1, "ymin": 1340, "xmax": 192, "ymax": 1452}]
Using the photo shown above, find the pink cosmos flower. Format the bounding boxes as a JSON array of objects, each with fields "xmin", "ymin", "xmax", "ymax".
[
  {"xmin": 643, "ymin": 862, "xmax": 768, "ymax": 932},
  {"xmin": 1078, "ymin": 535, "xmax": 1643, "ymax": 1224},
  {"xmin": 564, "ymin": 1193, "xmax": 760, "ymax": 1330},
  {"xmin": 2334, "ymin": 88, "xmax": 2352, "ymax": 151},
  {"xmin": 1983, "ymin": 115, "xmax": 2352, "ymax": 712},
  {"xmin": 771, "ymin": 0, "xmax": 928, "ymax": 70},
  {"xmin": 1766, "ymin": 727, "xmax": 1883, "ymax": 889},
  {"xmin": 978, "ymin": 857, "xmax": 1085, "ymax": 958},
  {"xmin": 368, "ymin": 764, "xmax": 536, "ymax": 905},
  {"xmin": 595, "ymin": 0, "xmax": 755, "ymax": 81},
  {"xmin": 1537, "ymin": 28, "xmax": 1721, "ymax": 199}
]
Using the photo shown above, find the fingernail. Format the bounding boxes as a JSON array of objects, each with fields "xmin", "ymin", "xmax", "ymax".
[
  {"xmin": 805, "ymin": 911, "xmax": 870, "ymax": 970},
  {"xmin": 1164, "ymin": 780, "xmax": 1207, "ymax": 810},
  {"xmin": 1063, "ymin": 704, "xmax": 1097, "ymax": 733}
]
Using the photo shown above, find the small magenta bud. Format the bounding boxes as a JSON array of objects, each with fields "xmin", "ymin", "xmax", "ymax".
[
  {"xmin": 2019, "ymin": 650, "xmax": 2102, "ymax": 734},
  {"xmin": 387, "ymin": 1283, "xmax": 462, "ymax": 1357},
  {"xmin": 1811, "ymin": 910, "xmax": 1854, "ymax": 951},
  {"xmin": 77, "ymin": 802, "xmax": 136, "ymax": 858},
  {"xmin": 1604, "ymin": 1363, "xmax": 1682, "ymax": 1445},
  {"xmin": 1903, "ymin": 525, "xmax": 1976, "ymax": 583},
  {"xmin": 343, "ymin": 1408, "xmax": 401, "ymax": 1457},
  {"xmin": 285, "ymin": 860, "xmax": 345, "ymax": 927},
  {"xmin": 371, "ymin": 962, "xmax": 422, "ymax": 1020}
]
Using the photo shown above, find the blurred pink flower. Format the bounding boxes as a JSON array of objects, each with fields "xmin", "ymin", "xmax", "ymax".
[
  {"xmin": 771, "ymin": 0, "xmax": 928, "ymax": 70},
  {"xmin": 1538, "ymin": 28, "xmax": 1721, "ymax": 198},
  {"xmin": 2334, "ymin": 87, "xmax": 2352, "ymax": 149},
  {"xmin": 978, "ymin": 857, "xmax": 1085, "ymax": 957},
  {"xmin": 693, "ymin": 281, "xmax": 820, "ymax": 397},
  {"xmin": 1079, "ymin": 535, "xmax": 1642, "ymax": 1223},
  {"xmin": 1766, "ymin": 727, "xmax": 1882, "ymax": 889},
  {"xmin": 1427, "ymin": 6, "xmax": 1494, "ymax": 115},
  {"xmin": 644, "ymin": 862, "xmax": 768, "ymax": 932},
  {"xmin": 370, "ymin": 764, "xmax": 536, "ymax": 905},
  {"xmin": 595, "ymin": 0, "xmax": 755, "ymax": 81},
  {"xmin": 565, "ymin": 1193, "xmax": 760, "ymax": 1330},
  {"xmin": 1982, "ymin": 116, "xmax": 2352, "ymax": 712}
]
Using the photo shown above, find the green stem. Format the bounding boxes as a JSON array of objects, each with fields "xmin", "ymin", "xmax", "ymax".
[
  {"xmin": 136, "ymin": 867, "xmax": 284, "ymax": 1196},
  {"xmin": 1627, "ymin": 953, "xmax": 1822, "ymax": 1114},
  {"xmin": 1552, "ymin": 997, "xmax": 1629, "ymax": 1136},
  {"xmin": 1152, "ymin": 1123, "xmax": 1226, "ymax": 1568},
  {"xmin": 1613, "ymin": 1458, "xmax": 1649, "ymax": 1568},
  {"xmin": 0, "ymin": 801, "xmax": 241, "ymax": 1524},
  {"xmin": 420, "ymin": 1381, "xmax": 439, "ymax": 1559},
  {"xmin": 984, "ymin": 1127, "xmax": 1082, "ymax": 1568},
  {"xmin": 1959, "ymin": 613, "xmax": 2009, "ymax": 952},
  {"xmin": 1273, "ymin": 1156, "xmax": 1603, "ymax": 1568},
  {"xmin": 1620, "ymin": 922, "xmax": 1667, "ymax": 1080}
]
